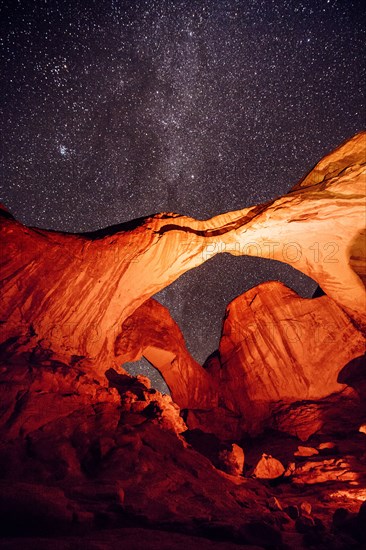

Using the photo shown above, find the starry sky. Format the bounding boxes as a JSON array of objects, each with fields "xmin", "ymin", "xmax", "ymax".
[{"xmin": 1, "ymin": 0, "xmax": 365, "ymax": 392}]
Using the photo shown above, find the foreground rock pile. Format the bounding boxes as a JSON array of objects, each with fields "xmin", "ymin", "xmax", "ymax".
[{"xmin": 0, "ymin": 348, "xmax": 365, "ymax": 549}]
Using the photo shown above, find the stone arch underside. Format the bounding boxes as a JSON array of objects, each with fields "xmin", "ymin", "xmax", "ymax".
[
  {"xmin": 0, "ymin": 132, "xmax": 365, "ymax": 374},
  {"xmin": 0, "ymin": 133, "xmax": 365, "ymax": 439}
]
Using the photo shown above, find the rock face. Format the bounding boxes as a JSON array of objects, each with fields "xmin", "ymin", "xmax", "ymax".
[
  {"xmin": 0, "ymin": 133, "xmax": 365, "ymax": 440},
  {"xmin": 0, "ymin": 133, "xmax": 365, "ymax": 548},
  {"xmin": 292, "ymin": 458, "xmax": 362, "ymax": 485},
  {"xmin": 210, "ymin": 280, "xmax": 365, "ymax": 437},
  {"xmin": 270, "ymin": 387, "xmax": 365, "ymax": 441},
  {"xmin": 0, "ymin": 355, "xmax": 271, "ymax": 544},
  {"xmin": 294, "ymin": 447, "xmax": 319, "ymax": 457},
  {"xmin": 1, "ymin": 132, "xmax": 365, "ymax": 375}
]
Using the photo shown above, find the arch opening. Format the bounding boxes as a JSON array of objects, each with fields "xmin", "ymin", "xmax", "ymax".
[{"xmin": 123, "ymin": 356, "xmax": 171, "ymax": 395}]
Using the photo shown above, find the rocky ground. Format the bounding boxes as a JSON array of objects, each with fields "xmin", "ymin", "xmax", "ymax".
[{"xmin": 0, "ymin": 356, "xmax": 365, "ymax": 549}]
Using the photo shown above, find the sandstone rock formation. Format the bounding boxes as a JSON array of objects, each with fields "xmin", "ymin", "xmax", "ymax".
[
  {"xmin": 270, "ymin": 387, "xmax": 365, "ymax": 441},
  {"xmin": 118, "ymin": 280, "xmax": 365, "ymax": 441},
  {"xmin": 1, "ymin": 133, "xmax": 365, "ymax": 440},
  {"xmin": 210, "ymin": 280, "xmax": 365, "ymax": 437},
  {"xmin": 294, "ymin": 447, "xmax": 319, "ymax": 457},
  {"xmin": 0, "ymin": 356, "xmax": 273, "ymax": 546},
  {"xmin": 1, "ymin": 132, "xmax": 365, "ymax": 375},
  {"xmin": 116, "ymin": 298, "xmax": 217, "ymax": 410},
  {"xmin": 292, "ymin": 457, "xmax": 363, "ymax": 485},
  {"xmin": 0, "ymin": 133, "xmax": 365, "ymax": 549}
]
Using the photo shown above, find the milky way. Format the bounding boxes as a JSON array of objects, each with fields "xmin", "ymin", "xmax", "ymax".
[{"xmin": 1, "ymin": 0, "xmax": 365, "ymax": 391}]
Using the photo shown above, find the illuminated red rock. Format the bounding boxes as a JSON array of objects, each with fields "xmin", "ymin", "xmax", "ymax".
[
  {"xmin": 0, "ymin": 352, "xmax": 274, "ymax": 542},
  {"xmin": 0, "ymin": 133, "xmax": 365, "ymax": 447},
  {"xmin": 1, "ymin": 132, "xmax": 365, "ymax": 375},
  {"xmin": 317, "ymin": 442, "xmax": 338, "ymax": 453},
  {"xmin": 267, "ymin": 496, "xmax": 283, "ymax": 511},
  {"xmin": 218, "ymin": 443, "xmax": 245, "ymax": 476},
  {"xmin": 116, "ymin": 298, "xmax": 217, "ymax": 410},
  {"xmin": 211, "ymin": 281, "xmax": 365, "ymax": 437},
  {"xmin": 252, "ymin": 454, "xmax": 285, "ymax": 479},
  {"xmin": 270, "ymin": 387, "xmax": 364, "ymax": 441},
  {"xmin": 292, "ymin": 457, "xmax": 362, "ymax": 484},
  {"xmin": 105, "ymin": 369, "xmax": 187, "ymax": 434},
  {"xmin": 0, "ymin": 133, "xmax": 365, "ymax": 548},
  {"xmin": 299, "ymin": 502, "xmax": 312, "ymax": 517},
  {"xmin": 294, "ymin": 446, "xmax": 319, "ymax": 457}
]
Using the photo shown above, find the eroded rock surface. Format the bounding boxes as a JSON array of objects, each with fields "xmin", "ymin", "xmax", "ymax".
[
  {"xmin": 0, "ymin": 133, "xmax": 365, "ymax": 549},
  {"xmin": 0, "ymin": 352, "xmax": 274, "ymax": 547},
  {"xmin": 1, "ymin": 133, "xmax": 365, "ymax": 373},
  {"xmin": 205, "ymin": 281, "xmax": 365, "ymax": 438},
  {"xmin": 116, "ymin": 298, "xmax": 217, "ymax": 410}
]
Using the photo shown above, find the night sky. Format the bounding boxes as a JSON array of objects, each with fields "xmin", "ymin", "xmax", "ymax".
[{"xmin": 1, "ymin": 0, "xmax": 365, "ymax": 391}]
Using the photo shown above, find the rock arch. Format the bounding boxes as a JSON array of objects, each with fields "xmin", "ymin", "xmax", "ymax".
[{"xmin": 0, "ymin": 132, "xmax": 365, "ymax": 374}]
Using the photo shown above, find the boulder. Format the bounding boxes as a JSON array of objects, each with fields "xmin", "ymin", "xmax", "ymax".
[
  {"xmin": 295, "ymin": 515, "xmax": 315, "ymax": 533},
  {"xmin": 300, "ymin": 502, "xmax": 312, "ymax": 516},
  {"xmin": 294, "ymin": 446, "xmax": 319, "ymax": 457},
  {"xmin": 218, "ymin": 443, "xmax": 245, "ymax": 476},
  {"xmin": 317, "ymin": 442, "xmax": 338, "ymax": 453},
  {"xmin": 285, "ymin": 505, "xmax": 299, "ymax": 520},
  {"xmin": 252, "ymin": 454, "xmax": 285, "ymax": 480}
]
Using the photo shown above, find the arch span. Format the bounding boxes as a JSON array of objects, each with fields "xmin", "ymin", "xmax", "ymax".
[{"xmin": 0, "ymin": 132, "xmax": 364, "ymax": 371}]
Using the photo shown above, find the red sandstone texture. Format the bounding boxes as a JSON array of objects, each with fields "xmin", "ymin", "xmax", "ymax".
[
  {"xmin": 0, "ymin": 133, "xmax": 365, "ymax": 549},
  {"xmin": 211, "ymin": 280, "xmax": 365, "ymax": 438},
  {"xmin": 116, "ymin": 297, "xmax": 216, "ymax": 410},
  {"xmin": 1, "ymin": 132, "xmax": 365, "ymax": 371}
]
